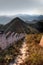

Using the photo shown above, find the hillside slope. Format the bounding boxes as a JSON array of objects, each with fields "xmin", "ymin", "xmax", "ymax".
[
  {"xmin": 30, "ymin": 20, "xmax": 43, "ymax": 32},
  {"xmin": 3, "ymin": 17, "xmax": 38, "ymax": 33}
]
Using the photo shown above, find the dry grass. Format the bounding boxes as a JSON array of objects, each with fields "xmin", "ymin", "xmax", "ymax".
[
  {"xmin": 22, "ymin": 33, "xmax": 43, "ymax": 65},
  {"xmin": 0, "ymin": 33, "xmax": 43, "ymax": 65}
]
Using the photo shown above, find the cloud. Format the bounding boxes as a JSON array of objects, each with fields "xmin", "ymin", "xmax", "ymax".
[{"xmin": 0, "ymin": 0, "xmax": 43, "ymax": 15}]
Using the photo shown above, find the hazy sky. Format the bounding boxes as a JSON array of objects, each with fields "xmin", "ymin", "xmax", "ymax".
[{"xmin": 0, "ymin": 0, "xmax": 43, "ymax": 16}]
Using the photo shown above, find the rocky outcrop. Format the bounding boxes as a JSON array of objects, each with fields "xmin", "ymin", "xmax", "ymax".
[
  {"xmin": 0, "ymin": 31, "xmax": 25, "ymax": 50},
  {"xmin": 39, "ymin": 36, "xmax": 43, "ymax": 47}
]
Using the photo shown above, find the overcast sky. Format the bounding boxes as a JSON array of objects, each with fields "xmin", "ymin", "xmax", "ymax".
[{"xmin": 0, "ymin": 0, "xmax": 43, "ymax": 16}]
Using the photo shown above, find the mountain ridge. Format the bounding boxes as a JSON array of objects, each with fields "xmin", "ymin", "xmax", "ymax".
[
  {"xmin": 0, "ymin": 15, "xmax": 43, "ymax": 24},
  {"xmin": 2, "ymin": 17, "xmax": 39, "ymax": 33}
]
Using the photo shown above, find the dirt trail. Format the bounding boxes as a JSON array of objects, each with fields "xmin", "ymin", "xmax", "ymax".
[{"xmin": 9, "ymin": 40, "xmax": 29, "ymax": 65}]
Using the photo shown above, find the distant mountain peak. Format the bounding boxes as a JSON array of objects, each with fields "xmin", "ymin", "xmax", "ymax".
[
  {"xmin": 11, "ymin": 17, "xmax": 24, "ymax": 23},
  {"xmin": 3, "ymin": 17, "xmax": 39, "ymax": 33},
  {"xmin": 14, "ymin": 17, "xmax": 21, "ymax": 20}
]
